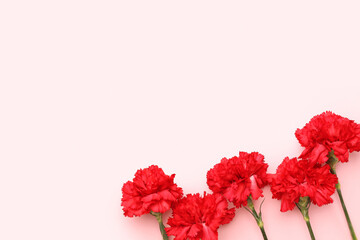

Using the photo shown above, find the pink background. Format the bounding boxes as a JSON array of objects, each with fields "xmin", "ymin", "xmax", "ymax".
[{"xmin": 1, "ymin": 1, "xmax": 360, "ymax": 239}]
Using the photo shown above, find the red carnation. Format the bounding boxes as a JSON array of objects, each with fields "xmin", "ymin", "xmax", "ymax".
[
  {"xmin": 166, "ymin": 193, "xmax": 235, "ymax": 240},
  {"xmin": 295, "ymin": 111, "xmax": 360, "ymax": 164},
  {"xmin": 121, "ymin": 165, "xmax": 183, "ymax": 217},
  {"xmin": 269, "ymin": 157, "xmax": 338, "ymax": 212},
  {"xmin": 207, "ymin": 152, "xmax": 268, "ymax": 207}
]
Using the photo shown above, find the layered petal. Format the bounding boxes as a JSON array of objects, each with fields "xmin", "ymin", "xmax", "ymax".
[
  {"xmin": 166, "ymin": 193, "xmax": 235, "ymax": 240},
  {"xmin": 207, "ymin": 152, "xmax": 268, "ymax": 207},
  {"xmin": 269, "ymin": 157, "xmax": 338, "ymax": 212},
  {"xmin": 121, "ymin": 165, "xmax": 183, "ymax": 217},
  {"xmin": 295, "ymin": 111, "xmax": 360, "ymax": 163},
  {"xmin": 299, "ymin": 162, "xmax": 338, "ymax": 207}
]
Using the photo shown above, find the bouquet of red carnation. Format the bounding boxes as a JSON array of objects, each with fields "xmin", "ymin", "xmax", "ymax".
[{"xmin": 120, "ymin": 111, "xmax": 359, "ymax": 240}]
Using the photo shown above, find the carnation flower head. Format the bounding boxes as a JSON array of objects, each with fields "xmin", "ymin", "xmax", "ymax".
[
  {"xmin": 269, "ymin": 157, "xmax": 338, "ymax": 212},
  {"xmin": 121, "ymin": 165, "xmax": 183, "ymax": 217},
  {"xmin": 207, "ymin": 152, "xmax": 268, "ymax": 208},
  {"xmin": 166, "ymin": 192, "xmax": 235, "ymax": 240},
  {"xmin": 295, "ymin": 111, "xmax": 360, "ymax": 164}
]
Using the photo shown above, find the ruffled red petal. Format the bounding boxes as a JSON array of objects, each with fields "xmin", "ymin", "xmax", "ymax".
[
  {"xmin": 296, "ymin": 111, "xmax": 360, "ymax": 163},
  {"xmin": 166, "ymin": 193, "xmax": 235, "ymax": 240},
  {"xmin": 207, "ymin": 152, "xmax": 268, "ymax": 207},
  {"xmin": 269, "ymin": 157, "xmax": 338, "ymax": 212},
  {"xmin": 121, "ymin": 165, "xmax": 183, "ymax": 217}
]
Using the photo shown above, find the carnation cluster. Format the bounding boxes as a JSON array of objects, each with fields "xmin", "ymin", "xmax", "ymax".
[{"xmin": 121, "ymin": 111, "xmax": 360, "ymax": 240}]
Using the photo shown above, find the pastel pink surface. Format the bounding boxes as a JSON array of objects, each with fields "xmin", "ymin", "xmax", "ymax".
[{"xmin": 1, "ymin": 1, "xmax": 360, "ymax": 240}]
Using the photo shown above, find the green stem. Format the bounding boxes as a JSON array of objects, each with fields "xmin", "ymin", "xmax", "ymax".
[
  {"xmin": 158, "ymin": 220, "xmax": 168, "ymax": 240},
  {"xmin": 296, "ymin": 197, "xmax": 316, "ymax": 240},
  {"xmin": 303, "ymin": 211, "xmax": 316, "ymax": 240},
  {"xmin": 247, "ymin": 197, "xmax": 268, "ymax": 240},
  {"xmin": 259, "ymin": 224, "xmax": 267, "ymax": 240},
  {"xmin": 336, "ymin": 184, "xmax": 357, "ymax": 240},
  {"xmin": 150, "ymin": 211, "xmax": 169, "ymax": 240},
  {"xmin": 328, "ymin": 151, "xmax": 357, "ymax": 240}
]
